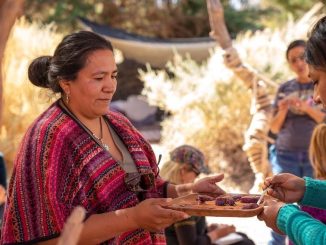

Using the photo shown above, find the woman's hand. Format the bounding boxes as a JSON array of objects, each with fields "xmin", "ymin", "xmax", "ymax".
[
  {"xmin": 57, "ymin": 206, "xmax": 86, "ymax": 245},
  {"xmin": 192, "ymin": 174, "xmax": 225, "ymax": 195},
  {"xmin": 278, "ymin": 98, "xmax": 289, "ymax": 112},
  {"xmin": 257, "ymin": 199, "xmax": 285, "ymax": 235},
  {"xmin": 263, "ymin": 173, "xmax": 306, "ymax": 203},
  {"xmin": 130, "ymin": 198, "xmax": 189, "ymax": 232},
  {"xmin": 289, "ymin": 98, "xmax": 309, "ymax": 113}
]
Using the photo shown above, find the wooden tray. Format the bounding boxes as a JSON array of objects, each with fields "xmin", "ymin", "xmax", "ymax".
[{"xmin": 164, "ymin": 193, "xmax": 264, "ymax": 217}]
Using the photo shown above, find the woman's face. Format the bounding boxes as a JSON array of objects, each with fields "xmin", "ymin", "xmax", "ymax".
[
  {"xmin": 63, "ymin": 49, "xmax": 117, "ymax": 119},
  {"xmin": 287, "ymin": 46, "xmax": 309, "ymax": 80},
  {"xmin": 309, "ymin": 65, "xmax": 326, "ymax": 108}
]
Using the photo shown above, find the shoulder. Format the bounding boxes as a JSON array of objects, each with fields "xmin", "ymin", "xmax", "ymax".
[
  {"xmin": 30, "ymin": 101, "xmax": 63, "ymax": 127},
  {"xmin": 26, "ymin": 102, "xmax": 74, "ymax": 139},
  {"xmin": 19, "ymin": 102, "xmax": 80, "ymax": 159},
  {"xmin": 24, "ymin": 102, "xmax": 61, "ymax": 136}
]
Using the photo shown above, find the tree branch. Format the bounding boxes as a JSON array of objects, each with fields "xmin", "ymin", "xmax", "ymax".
[{"xmin": 206, "ymin": 0, "xmax": 232, "ymax": 49}]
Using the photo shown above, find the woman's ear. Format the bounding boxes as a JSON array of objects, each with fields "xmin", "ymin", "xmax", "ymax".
[{"xmin": 59, "ymin": 80, "xmax": 71, "ymax": 94}]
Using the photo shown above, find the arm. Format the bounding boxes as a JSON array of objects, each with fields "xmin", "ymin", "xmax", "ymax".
[
  {"xmin": 57, "ymin": 206, "xmax": 85, "ymax": 245},
  {"xmin": 300, "ymin": 177, "xmax": 326, "ymax": 209},
  {"xmin": 270, "ymin": 110, "xmax": 288, "ymax": 134},
  {"xmin": 167, "ymin": 183, "xmax": 193, "ymax": 198},
  {"xmin": 40, "ymin": 208, "xmax": 139, "ymax": 245},
  {"xmin": 259, "ymin": 174, "xmax": 326, "ymax": 244},
  {"xmin": 166, "ymin": 174, "xmax": 225, "ymax": 198},
  {"xmin": 277, "ymin": 204, "xmax": 326, "ymax": 245},
  {"xmin": 39, "ymin": 199, "xmax": 189, "ymax": 245},
  {"xmin": 263, "ymin": 174, "xmax": 326, "ymax": 209},
  {"xmin": 289, "ymin": 98, "xmax": 326, "ymax": 123},
  {"xmin": 270, "ymin": 99, "xmax": 289, "ymax": 134},
  {"xmin": 301, "ymin": 105, "xmax": 326, "ymax": 123},
  {"xmin": 258, "ymin": 200, "xmax": 326, "ymax": 245}
]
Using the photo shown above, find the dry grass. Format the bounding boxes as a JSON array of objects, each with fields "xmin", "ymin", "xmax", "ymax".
[{"xmin": 0, "ymin": 19, "xmax": 63, "ymax": 173}]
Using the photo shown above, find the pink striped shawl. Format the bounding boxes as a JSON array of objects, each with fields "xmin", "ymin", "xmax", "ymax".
[{"xmin": 1, "ymin": 100, "xmax": 167, "ymax": 245}]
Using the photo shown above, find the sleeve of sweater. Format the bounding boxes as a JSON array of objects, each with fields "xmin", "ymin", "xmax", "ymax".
[
  {"xmin": 276, "ymin": 177, "xmax": 326, "ymax": 245},
  {"xmin": 300, "ymin": 177, "xmax": 326, "ymax": 209},
  {"xmin": 277, "ymin": 205, "xmax": 326, "ymax": 245}
]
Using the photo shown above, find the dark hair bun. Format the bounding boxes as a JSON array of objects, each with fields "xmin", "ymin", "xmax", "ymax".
[{"xmin": 28, "ymin": 56, "xmax": 52, "ymax": 88}]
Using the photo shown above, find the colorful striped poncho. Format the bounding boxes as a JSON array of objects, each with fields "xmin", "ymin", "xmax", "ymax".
[{"xmin": 1, "ymin": 100, "xmax": 167, "ymax": 245}]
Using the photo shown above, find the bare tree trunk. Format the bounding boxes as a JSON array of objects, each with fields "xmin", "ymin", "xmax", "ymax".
[
  {"xmin": 206, "ymin": 0, "xmax": 273, "ymax": 192},
  {"xmin": 0, "ymin": 0, "xmax": 24, "ymax": 126},
  {"xmin": 206, "ymin": 0, "xmax": 232, "ymax": 49}
]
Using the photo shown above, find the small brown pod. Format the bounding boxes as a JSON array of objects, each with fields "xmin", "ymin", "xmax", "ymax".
[
  {"xmin": 215, "ymin": 196, "xmax": 235, "ymax": 206},
  {"xmin": 215, "ymin": 197, "xmax": 227, "ymax": 206},
  {"xmin": 226, "ymin": 198, "xmax": 235, "ymax": 206},
  {"xmin": 231, "ymin": 194, "xmax": 242, "ymax": 201},
  {"xmin": 242, "ymin": 203, "xmax": 259, "ymax": 209},
  {"xmin": 196, "ymin": 195, "xmax": 215, "ymax": 204},
  {"xmin": 240, "ymin": 195, "xmax": 260, "ymax": 203}
]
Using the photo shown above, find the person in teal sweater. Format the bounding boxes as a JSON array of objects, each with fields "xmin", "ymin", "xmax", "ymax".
[
  {"xmin": 259, "ymin": 173, "xmax": 326, "ymax": 245},
  {"xmin": 258, "ymin": 15, "xmax": 326, "ymax": 245}
]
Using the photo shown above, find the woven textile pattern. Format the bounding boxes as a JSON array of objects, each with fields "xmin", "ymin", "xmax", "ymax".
[{"xmin": 1, "ymin": 101, "xmax": 166, "ymax": 245}]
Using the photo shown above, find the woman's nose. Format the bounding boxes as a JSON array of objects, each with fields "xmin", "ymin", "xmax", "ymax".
[{"xmin": 104, "ymin": 77, "xmax": 116, "ymax": 90}]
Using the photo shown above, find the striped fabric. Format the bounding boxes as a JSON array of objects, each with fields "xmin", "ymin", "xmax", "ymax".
[{"xmin": 1, "ymin": 100, "xmax": 167, "ymax": 245}]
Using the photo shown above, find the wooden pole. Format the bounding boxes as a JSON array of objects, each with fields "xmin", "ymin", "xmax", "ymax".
[
  {"xmin": 206, "ymin": 0, "xmax": 273, "ymax": 191},
  {"xmin": 206, "ymin": 0, "xmax": 232, "ymax": 50}
]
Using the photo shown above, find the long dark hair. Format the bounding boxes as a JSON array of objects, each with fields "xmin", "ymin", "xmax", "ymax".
[
  {"xmin": 28, "ymin": 31, "xmax": 114, "ymax": 93},
  {"xmin": 305, "ymin": 16, "xmax": 326, "ymax": 71}
]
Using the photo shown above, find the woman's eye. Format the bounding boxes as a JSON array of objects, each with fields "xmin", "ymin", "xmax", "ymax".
[
  {"xmin": 112, "ymin": 75, "xmax": 118, "ymax": 80},
  {"xmin": 94, "ymin": 77, "xmax": 104, "ymax": 81}
]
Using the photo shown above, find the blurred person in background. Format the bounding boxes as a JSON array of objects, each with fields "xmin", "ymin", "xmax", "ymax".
[
  {"xmin": 161, "ymin": 145, "xmax": 255, "ymax": 245},
  {"xmin": 268, "ymin": 39, "xmax": 326, "ymax": 245},
  {"xmin": 259, "ymin": 15, "xmax": 326, "ymax": 245}
]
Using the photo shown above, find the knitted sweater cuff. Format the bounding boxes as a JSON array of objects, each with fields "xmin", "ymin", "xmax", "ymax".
[
  {"xmin": 277, "ymin": 204, "xmax": 300, "ymax": 233},
  {"xmin": 300, "ymin": 177, "xmax": 326, "ymax": 208}
]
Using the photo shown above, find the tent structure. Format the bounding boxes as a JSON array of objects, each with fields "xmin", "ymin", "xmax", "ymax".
[{"xmin": 79, "ymin": 18, "xmax": 217, "ymax": 68}]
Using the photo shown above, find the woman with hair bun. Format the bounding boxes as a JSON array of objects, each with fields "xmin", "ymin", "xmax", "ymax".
[{"xmin": 1, "ymin": 31, "xmax": 225, "ymax": 245}]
